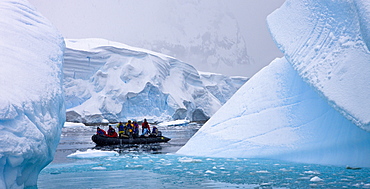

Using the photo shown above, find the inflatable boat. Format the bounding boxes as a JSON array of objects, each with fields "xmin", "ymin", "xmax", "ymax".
[{"xmin": 92, "ymin": 134, "xmax": 171, "ymax": 146}]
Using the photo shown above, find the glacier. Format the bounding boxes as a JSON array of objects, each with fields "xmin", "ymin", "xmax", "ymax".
[
  {"xmin": 178, "ymin": 0, "xmax": 370, "ymax": 167},
  {"xmin": 64, "ymin": 38, "xmax": 248, "ymax": 123},
  {"xmin": 0, "ymin": 0, "xmax": 65, "ymax": 188}
]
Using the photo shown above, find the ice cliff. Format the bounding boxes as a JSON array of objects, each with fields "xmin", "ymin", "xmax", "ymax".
[
  {"xmin": 0, "ymin": 0, "xmax": 65, "ymax": 188},
  {"xmin": 64, "ymin": 38, "xmax": 248, "ymax": 123},
  {"xmin": 178, "ymin": 0, "xmax": 370, "ymax": 167}
]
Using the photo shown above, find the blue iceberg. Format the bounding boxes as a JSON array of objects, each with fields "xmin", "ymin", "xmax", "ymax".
[
  {"xmin": 178, "ymin": 0, "xmax": 370, "ymax": 167},
  {"xmin": 0, "ymin": 0, "xmax": 65, "ymax": 188}
]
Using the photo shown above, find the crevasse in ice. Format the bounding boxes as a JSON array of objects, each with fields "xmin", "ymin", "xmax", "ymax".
[
  {"xmin": 0, "ymin": 0, "xmax": 65, "ymax": 188},
  {"xmin": 178, "ymin": 0, "xmax": 370, "ymax": 167}
]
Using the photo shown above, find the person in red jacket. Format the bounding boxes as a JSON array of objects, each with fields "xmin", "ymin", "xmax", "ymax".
[
  {"xmin": 107, "ymin": 125, "xmax": 118, "ymax": 137},
  {"xmin": 141, "ymin": 118, "xmax": 151, "ymax": 135},
  {"xmin": 96, "ymin": 127, "xmax": 107, "ymax": 136}
]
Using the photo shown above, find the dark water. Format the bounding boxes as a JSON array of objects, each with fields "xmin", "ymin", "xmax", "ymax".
[{"xmin": 38, "ymin": 124, "xmax": 370, "ymax": 189}]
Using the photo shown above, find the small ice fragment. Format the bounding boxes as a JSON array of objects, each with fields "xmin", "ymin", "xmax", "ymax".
[
  {"xmin": 205, "ymin": 170, "xmax": 216, "ymax": 174},
  {"xmin": 304, "ymin": 170, "xmax": 320, "ymax": 174},
  {"xmin": 67, "ymin": 149, "xmax": 119, "ymax": 158},
  {"xmin": 91, "ymin": 166, "xmax": 106, "ymax": 170},
  {"xmin": 260, "ymin": 183, "xmax": 272, "ymax": 186},
  {"xmin": 178, "ymin": 157, "xmax": 202, "ymax": 163},
  {"xmin": 310, "ymin": 176, "xmax": 323, "ymax": 182}
]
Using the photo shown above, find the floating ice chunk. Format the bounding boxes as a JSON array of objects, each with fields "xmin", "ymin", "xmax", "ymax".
[
  {"xmin": 67, "ymin": 149, "xmax": 119, "ymax": 158},
  {"xmin": 260, "ymin": 183, "xmax": 272, "ymax": 186},
  {"xmin": 178, "ymin": 157, "xmax": 203, "ymax": 163},
  {"xmin": 91, "ymin": 166, "xmax": 107, "ymax": 170},
  {"xmin": 125, "ymin": 165, "xmax": 144, "ymax": 169},
  {"xmin": 256, "ymin": 170, "xmax": 269, "ymax": 174},
  {"xmin": 304, "ymin": 171, "xmax": 320, "ymax": 175},
  {"xmin": 63, "ymin": 122, "xmax": 86, "ymax": 128},
  {"xmin": 280, "ymin": 168, "xmax": 291, "ymax": 172},
  {"xmin": 298, "ymin": 176, "xmax": 312, "ymax": 180},
  {"xmin": 205, "ymin": 170, "xmax": 216, "ymax": 174},
  {"xmin": 158, "ymin": 120, "xmax": 190, "ymax": 127},
  {"xmin": 310, "ymin": 176, "xmax": 324, "ymax": 182}
]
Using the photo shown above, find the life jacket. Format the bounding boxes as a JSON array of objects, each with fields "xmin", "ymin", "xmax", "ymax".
[
  {"xmin": 125, "ymin": 123, "xmax": 134, "ymax": 134},
  {"xmin": 142, "ymin": 122, "xmax": 151, "ymax": 132},
  {"xmin": 117, "ymin": 123, "xmax": 124, "ymax": 132}
]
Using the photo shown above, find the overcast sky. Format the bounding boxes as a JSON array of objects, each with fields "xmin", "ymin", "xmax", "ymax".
[{"xmin": 28, "ymin": 0, "xmax": 285, "ymax": 77}]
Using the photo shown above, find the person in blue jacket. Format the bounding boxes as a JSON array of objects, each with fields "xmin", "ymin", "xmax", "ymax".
[
  {"xmin": 117, "ymin": 122, "xmax": 125, "ymax": 138},
  {"xmin": 132, "ymin": 121, "xmax": 139, "ymax": 137},
  {"xmin": 96, "ymin": 127, "xmax": 106, "ymax": 136}
]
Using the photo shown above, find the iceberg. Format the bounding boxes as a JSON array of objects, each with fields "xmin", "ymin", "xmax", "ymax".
[
  {"xmin": 64, "ymin": 38, "xmax": 248, "ymax": 123},
  {"xmin": 267, "ymin": 0, "xmax": 370, "ymax": 131},
  {"xmin": 178, "ymin": 0, "xmax": 370, "ymax": 167},
  {"xmin": 0, "ymin": 0, "xmax": 65, "ymax": 188}
]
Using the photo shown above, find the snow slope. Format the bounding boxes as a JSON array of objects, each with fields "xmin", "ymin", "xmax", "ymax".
[
  {"xmin": 0, "ymin": 0, "xmax": 65, "ymax": 188},
  {"xmin": 64, "ymin": 38, "xmax": 248, "ymax": 123},
  {"xmin": 178, "ymin": 0, "xmax": 370, "ymax": 167}
]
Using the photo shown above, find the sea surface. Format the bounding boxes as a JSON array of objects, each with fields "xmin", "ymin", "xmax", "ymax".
[{"xmin": 37, "ymin": 124, "xmax": 370, "ymax": 189}]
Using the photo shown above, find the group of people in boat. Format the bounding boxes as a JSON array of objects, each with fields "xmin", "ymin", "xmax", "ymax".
[{"xmin": 96, "ymin": 118, "xmax": 161, "ymax": 138}]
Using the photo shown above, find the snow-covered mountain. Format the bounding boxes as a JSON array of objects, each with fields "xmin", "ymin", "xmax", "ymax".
[
  {"xmin": 134, "ymin": 0, "xmax": 250, "ymax": 75},
  {"xmin": 0, "ymin": 0, "xmax": 65, "ymax": 188},
  {"xmin": 199, "ymin": 72, "xmax": 248, "ymax": 105},
  {"xmin": 64, "ymin": 38, "xmax": 248, "ymax": 124},
  {"xmin": 178, "ymin": 0, "xmax": 370, "ymax": 167}
]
